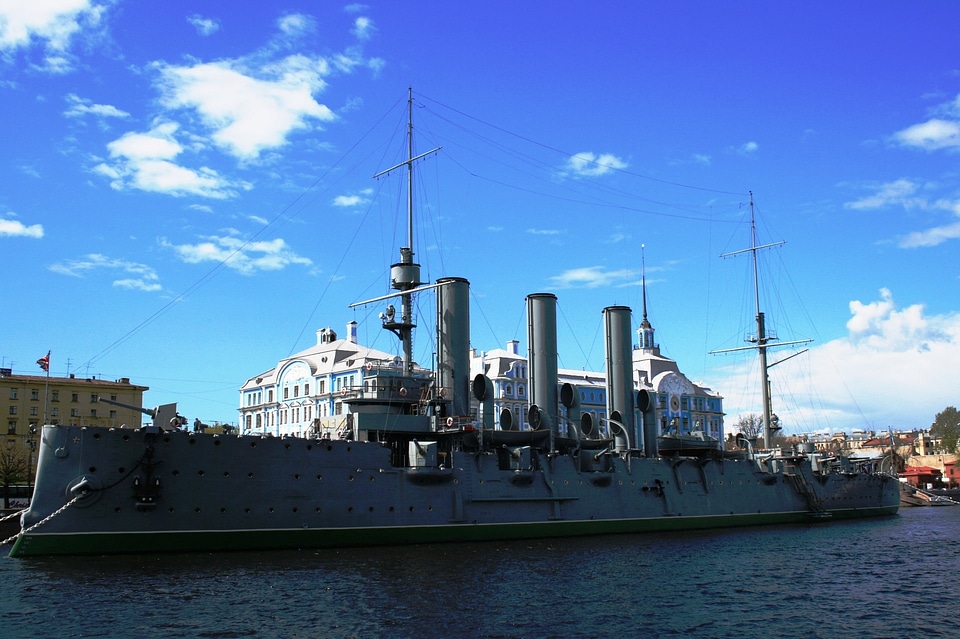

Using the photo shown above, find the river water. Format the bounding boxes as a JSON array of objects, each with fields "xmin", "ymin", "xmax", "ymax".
[{"xmin": 1, "ymin": 506, "xmax": 957, "ymax": 639}]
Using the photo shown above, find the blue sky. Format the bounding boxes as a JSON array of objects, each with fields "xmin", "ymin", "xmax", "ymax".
[{"xmin": 2, "ymin": 1, "xmax": 958, "ymax": 435}]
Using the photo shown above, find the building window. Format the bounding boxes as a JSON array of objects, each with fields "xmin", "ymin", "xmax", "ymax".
[
  {"xmin": 30, "ymin": 406, "xmax": 38, "ymax": 416},
  {"xmin": 51, "ymin": 408, "xmax": 59, "ymax": 417},
  {"xmin": 8, "ymin": 406, "xmax": 16, "ymax": 415},
  {"xmin": 71, "ymin": 393, "xmax": 78, "ymax": 402},
  {"xmin": 268, "ymin": 390, "xmax": 274, "ymax": 403},
  {"xmin": 294, "ymin": 385, "xmax": 299, "ymax": 398},
  {"xmin": 91, "ymin": 409, "xmax": 97, "ymax": 418},
  {"xmin": 319, "ymin": 380, "xmax": 325, "ymax": 394},
  {"xmin": 51, "ymin": 390, "xmax": 59, "ymax": 401},
  {"xmin": 90, "ymin": 394, "xmax": 97, "ymax": 403},
  {"xmin": 284, "ymin": 387, "xmax": 289, "ymax": 400},
  {"xmin": 31, "ymin": 389, "xmax": 39, "ymax": 400},
  {"xmin": 8, "ymin": 388, "xmax": 16, "ymax": 400},
  {"xmin": 304, "ymin": 383, "xmax": 310, "ymax": 395},
  {"xmin": 70, "ymin": 408, "xmax": 79, "ymax": 417},
  {"xmin": 7, "ymin": 421, "xmax": 15, "ymax": 434}
]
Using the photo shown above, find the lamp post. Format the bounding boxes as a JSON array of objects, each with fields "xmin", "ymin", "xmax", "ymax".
[{"xmin": 26, "ymin": 425, "xmax": 37, "ymax": 506}]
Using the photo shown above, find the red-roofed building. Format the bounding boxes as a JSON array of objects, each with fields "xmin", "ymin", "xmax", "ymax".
[{"xmin": 900, "ymin": 465, "xmax": 943, "ymax": 489}]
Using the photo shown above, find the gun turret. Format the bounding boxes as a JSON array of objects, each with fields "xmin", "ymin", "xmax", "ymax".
[{"xmin": 96, "ymin": 396, "xmax": 185, "ymax": 431}]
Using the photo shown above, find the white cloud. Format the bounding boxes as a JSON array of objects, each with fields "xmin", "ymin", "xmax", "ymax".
[
  {"xmin": 156, "ymin": 55, "xmax": 336, "ymax": 160},
  {"xmin": 844, "ymin": 178, "xmax": 919, "ymax": 210},
  {"xmin": 712, "ymin": 289, "xmax": 960, "ymax": 434},
  {"xmin": 893, "ymin": 118, "xmax": 960, "ymax": 151},
  {"xmin": 527, "ymin": 228, "xmax": 562, "ymax": 235},
  {"xmin": 843, "ymin": 179, "xmax": 960, "ymax": 247},
  {"xmin": 0, "ymin": 215, "xmax": 44, "ymax": 238},
  {"xmin": 738, "ymin": 141, "xmax": 758, "ymax": 154},
  {"xmin": 333, "ymin": 188, "xmax": 373, "ymax": 207},
  {"xmin": 276, "ymin": 13, "xmax": 315, "ymax": 38},
  {"xmin": 163, "ymin": 233, "xmax": 312, "ymax": 275},
  {"xmin": 352, "ymin": 17, "xmax": 374, "ymax": 40},
  {"xmin": 94, "ymin": 122, "xmax": 238, "ymax": 198},
  {"xmin": 0, "ymin": 0, "xmax": 110, "ymax": 72},
  {"xmin": 187, "ymin": 14, "xmax": 219, "ymax": 36},
  {"xmin": 49, "ymin": 253, "xmax": 162, "ymax": 291},
  {"xmin": 565, "ymin": 152, "xmax": 627, "ymax": 177},
  {"xmin": 548, "ymin": 265, "xmax": 639, "ymax": 289},
  {"xmin": 64, "ymin": 93, "xmax": 130, "ymax": 119},
  {"xmin": 900, "ymin": 219, "xmax": 960, "ymax": 248}
]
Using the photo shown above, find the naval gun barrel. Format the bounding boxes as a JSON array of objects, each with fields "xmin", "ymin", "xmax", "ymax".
[
  {"xmin": 95, "ymin": 396, "xmax": 185, "ymax": 431},
  {"xmin": 96, "ymin": 395, "xmax": 157, "ymax": 417}
]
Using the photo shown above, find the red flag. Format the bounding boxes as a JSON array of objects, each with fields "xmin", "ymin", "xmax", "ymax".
[{"xmin": 37, "ymin": 351, "xmax": 50, "ymax": 372}]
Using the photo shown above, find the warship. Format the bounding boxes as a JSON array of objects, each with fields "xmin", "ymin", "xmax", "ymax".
[{"xmin": 8, "ymin": 92, "xmax": 899, "ymax": 557}]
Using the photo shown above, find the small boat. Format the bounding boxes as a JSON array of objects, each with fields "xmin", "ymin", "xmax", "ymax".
[{"xmin": 899, "ymin": 483, "xmax": 958, "ymax": 507}]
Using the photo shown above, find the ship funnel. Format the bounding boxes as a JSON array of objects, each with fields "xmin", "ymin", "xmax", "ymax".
[
  {"xmin": 527, "ymin": 293, "xmax": 559, "ymax": 442},
  {"xmin": 604, "ymin": 306, "xmax": 636, "ymax": 452},
  {"xmin": 436, "ymin": 277, "xmax": 471, "ymax": 417},
  {"xmin": 472, "ymin": 374, "xmax": 494, "ymax": 430},
  {"xmin": 637, "ymin": 388, "xmax": 659, "ymax": 457}
]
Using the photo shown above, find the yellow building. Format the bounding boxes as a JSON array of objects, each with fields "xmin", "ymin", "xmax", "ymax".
[{"xmin": 2, "ymin": 369, "xmax": 149, "ymax": 436}]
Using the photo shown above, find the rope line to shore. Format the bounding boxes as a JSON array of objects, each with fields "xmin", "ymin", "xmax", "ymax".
[{"xmin": 1, "ymin": 492, "xmax": 87, "ymax": 546}]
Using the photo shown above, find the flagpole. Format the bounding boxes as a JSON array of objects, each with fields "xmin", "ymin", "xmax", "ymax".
[{"xmin": 42, "ymin": 351, "xmax": 50, "ymax": 425}]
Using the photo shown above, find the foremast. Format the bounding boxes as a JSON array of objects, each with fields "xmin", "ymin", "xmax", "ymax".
[{"xmin": 371, "ymin": 88, "xmax": 441, "ymax": 374}]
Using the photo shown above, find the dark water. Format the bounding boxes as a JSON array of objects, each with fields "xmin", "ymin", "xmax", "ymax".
[{"xmin": 2, "ymin": 507, "xmax": 957, "ymax": 639}]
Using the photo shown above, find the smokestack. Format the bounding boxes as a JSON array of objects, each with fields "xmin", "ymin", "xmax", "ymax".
[
  {"xmin": 604, "ymin": 306, "xmax": 636, "ymax": 452},
  {"xmin": 526, "ymin": 293, "xmax": 558, "ymax": 438},
  {"xmin": 436, "ymin": 277, "xmax": 471, "ymax": 416},
  {"xmin": 346, "ymin": 320, "xmax": 358, "ymax": 344}
]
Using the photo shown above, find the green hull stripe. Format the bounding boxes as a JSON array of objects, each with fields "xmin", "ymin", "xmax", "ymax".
[{"xmin": 8, "ymin": 506, "xmax": 898, "ymax": 557}]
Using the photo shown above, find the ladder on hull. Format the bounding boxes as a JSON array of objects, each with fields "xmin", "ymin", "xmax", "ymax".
[{"xmin": 785, "ymin": 464, "xmax": 832, "ymax": 519}]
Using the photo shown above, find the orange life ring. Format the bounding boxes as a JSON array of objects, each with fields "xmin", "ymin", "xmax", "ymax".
[
  {"xmin": 446, "ymin": 417, "xmax": 454, "ymax": 427},
  {"xmin": 399, "ymin": 387, "xmax": 407, "ymax": 397}
]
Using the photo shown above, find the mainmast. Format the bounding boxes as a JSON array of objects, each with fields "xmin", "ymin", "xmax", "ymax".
[
  {"xmin": 713, "ymin": 192, "xmax": 810, "ymax": 449},
  {"xmin": 747, "ymin": 196, "xmax": 776, "ymax": 449}
]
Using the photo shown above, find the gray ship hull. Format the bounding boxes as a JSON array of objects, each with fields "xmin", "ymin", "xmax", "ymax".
[{"xmin": 10, "ymin": 424, "xmax": 899, "ymax": 557}]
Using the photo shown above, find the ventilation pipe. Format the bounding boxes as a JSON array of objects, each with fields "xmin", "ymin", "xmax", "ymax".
[
  {"xmin": 637, "ymin": 388, "xmax": 659, "ymax": 457},
  {"xmin": 560, "ymin": 382, "xmax": 581, "ymax": 440},
  {"xmin": 472, "ymin": 374, "xmax": 494, "ymax": 430}
]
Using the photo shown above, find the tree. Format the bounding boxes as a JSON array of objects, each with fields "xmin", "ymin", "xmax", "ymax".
[
  {"xmin": 1, "ymin": 444, "xmax": 30, "ymax": 509},
  {"xmin": 930, "ymin": 406, "xmax": 960, "ymax": 454},
  {"xmin": 735, "ymin": 413, "xmax": 763, "ymax": 439}
]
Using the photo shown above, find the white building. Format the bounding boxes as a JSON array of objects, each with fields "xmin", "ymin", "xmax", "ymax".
[{"xmin": 239, "ymin": 321, "xmax": 432, "ymax": 438}]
